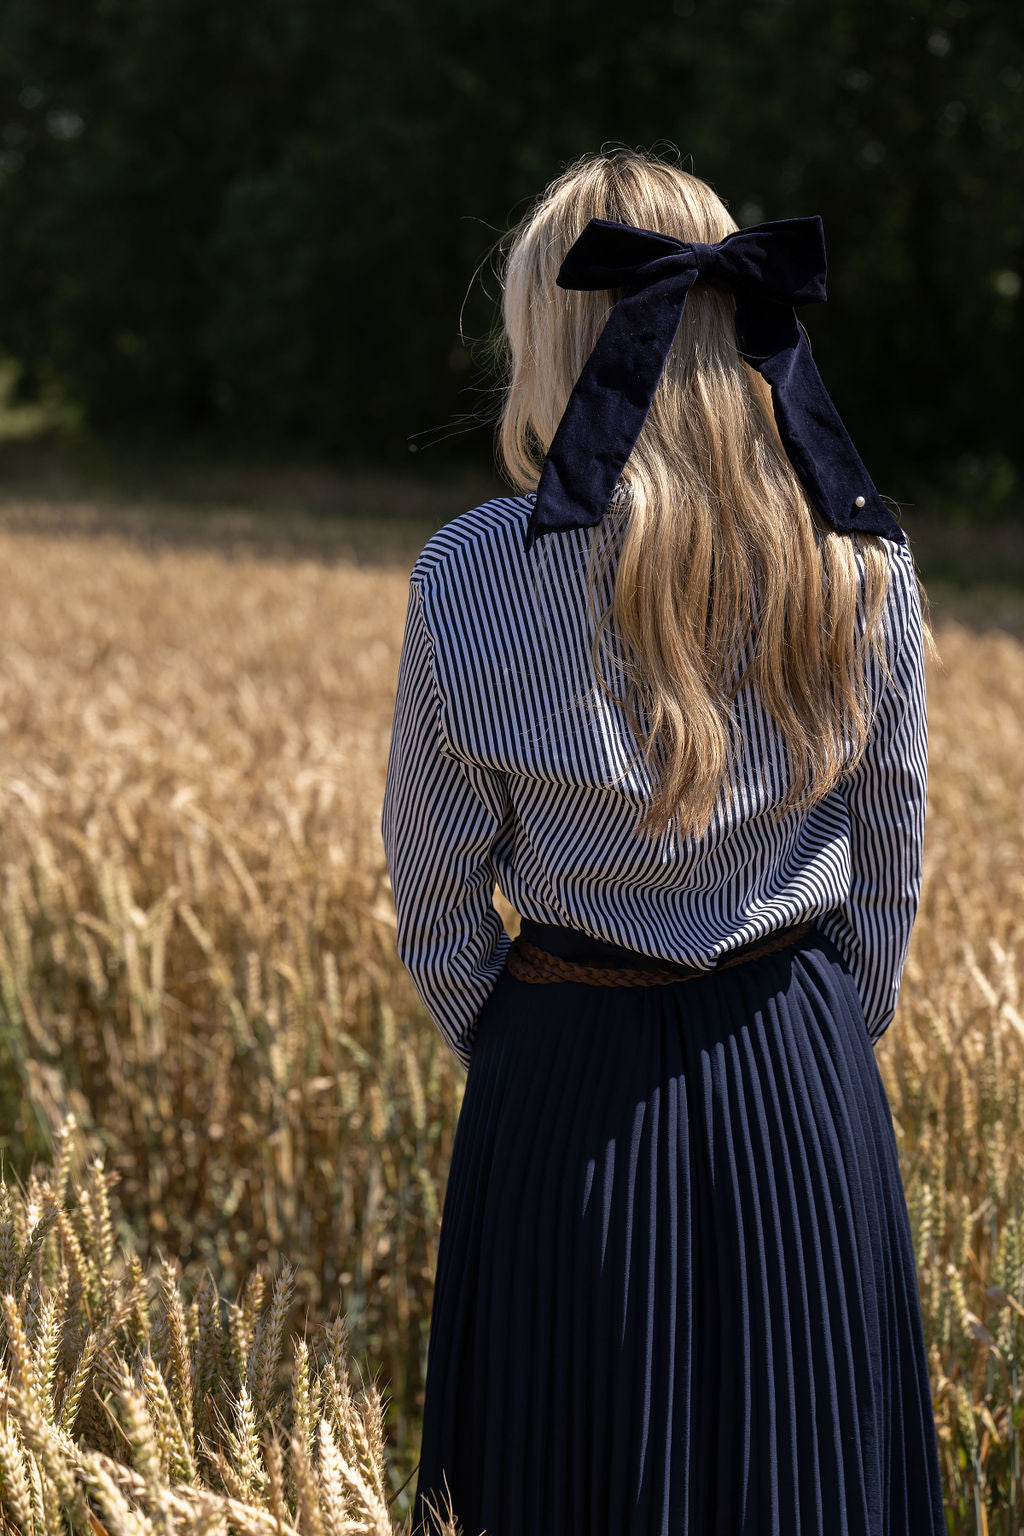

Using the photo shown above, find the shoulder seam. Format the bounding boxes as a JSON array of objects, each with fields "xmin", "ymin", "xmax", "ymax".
[{"xmin": 405, "ymin": 577, "xmax": 459, "ymax": 758}]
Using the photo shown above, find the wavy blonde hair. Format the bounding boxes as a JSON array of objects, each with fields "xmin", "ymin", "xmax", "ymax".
[{"xmin": 493, "ymin": 147, "xmax": 936, "ymax": 840}]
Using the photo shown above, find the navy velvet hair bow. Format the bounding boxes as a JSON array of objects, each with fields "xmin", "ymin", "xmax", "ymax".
[{"xmin": 523, "ymin": 214, "xmax": 906, "ymax": 554}]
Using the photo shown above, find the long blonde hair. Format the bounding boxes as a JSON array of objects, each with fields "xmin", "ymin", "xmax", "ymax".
[{"xmin": 493, "ymin": 147, "xmax": 937, "ymax": 841}]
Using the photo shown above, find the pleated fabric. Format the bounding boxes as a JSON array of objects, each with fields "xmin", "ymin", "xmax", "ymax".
[{"xmin": 410, "ymin": 921, "xmax": 946, "ymax": 1536}]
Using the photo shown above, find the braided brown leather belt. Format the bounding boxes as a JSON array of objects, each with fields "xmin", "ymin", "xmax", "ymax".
[{"xmin": 505, "ymin": 919, "xmax": 816, "ymax": 988}]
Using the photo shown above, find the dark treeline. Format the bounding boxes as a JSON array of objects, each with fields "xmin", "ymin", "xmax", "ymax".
[{"xmin": 0, "ymin": 0, "xmax": 1020, "ymax": 505}]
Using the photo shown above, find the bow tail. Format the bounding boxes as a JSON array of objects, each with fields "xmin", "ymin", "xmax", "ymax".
[
  {"xmin": 738, "ymin": 300, "xmax": 906, "ymax": 544},
  {"xmin": 524, "ymin": 275, "xmax": 697, "ymax": 553}
]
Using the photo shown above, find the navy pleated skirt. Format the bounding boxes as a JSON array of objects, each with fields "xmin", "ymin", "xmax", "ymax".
[{"xmin": 410, "ymin": 918, "xmax": 946, "ymax": 1536}]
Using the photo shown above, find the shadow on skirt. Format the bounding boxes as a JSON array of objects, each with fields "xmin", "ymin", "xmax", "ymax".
[{"xmin": 410, "ymin": 921, "xmax": 946, "ymax": 1536}]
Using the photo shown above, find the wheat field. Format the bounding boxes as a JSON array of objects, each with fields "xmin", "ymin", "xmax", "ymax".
[{"xmin": 1, "ymin": 490, "xmax": 1023, "ymax": 1532}]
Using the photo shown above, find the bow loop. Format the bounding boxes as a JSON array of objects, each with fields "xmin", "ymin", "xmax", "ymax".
[
  {"xmin": 555, "ymin": 217, "xmax": 695, "ymax": 293},
  {"xmin": 690, "ymin": 217, "xmax": 829, "ymax": 307},
  {"xmin": 523, "ymin": 212, "xmax": 905, "ymax": 553}
]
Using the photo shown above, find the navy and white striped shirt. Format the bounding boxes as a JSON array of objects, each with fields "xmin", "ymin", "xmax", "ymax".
[{"xmin": 381, "ymin": 494, "xmax": 928, "ymax": 1071}]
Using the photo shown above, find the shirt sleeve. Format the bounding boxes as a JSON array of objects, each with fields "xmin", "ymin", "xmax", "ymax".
[
  {"xmin": 818, "ymin": 544, "xmax": 929, "ymax": 1046},
  {"xmin": 380, "ymin": 575, "xmax": 512, "ymax": 1072}
]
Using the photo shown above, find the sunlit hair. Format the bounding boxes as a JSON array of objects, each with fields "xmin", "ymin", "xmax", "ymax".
[{"xmin": 492, "ymin": 146, "xmax": 937, "ymax": 840}]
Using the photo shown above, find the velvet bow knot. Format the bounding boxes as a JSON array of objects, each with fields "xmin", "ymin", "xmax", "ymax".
[{"xmin": 523, "ymin": 214, "xmax": 905, "ymax": 553}]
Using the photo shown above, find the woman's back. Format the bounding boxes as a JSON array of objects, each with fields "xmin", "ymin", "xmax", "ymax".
[{"xmin": 382, "ymin": 489, "xmax": 927, "ymax": 1071}]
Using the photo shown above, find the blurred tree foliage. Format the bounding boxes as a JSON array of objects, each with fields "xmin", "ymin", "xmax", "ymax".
[{"xmin": 0, "ymin": 0, "xmax": 1020, "ymax": 499}]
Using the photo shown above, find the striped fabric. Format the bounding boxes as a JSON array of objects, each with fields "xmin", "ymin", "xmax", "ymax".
[{"xmin": 381, "ymin": 494, "xmax": 928, "ymax": 1072}]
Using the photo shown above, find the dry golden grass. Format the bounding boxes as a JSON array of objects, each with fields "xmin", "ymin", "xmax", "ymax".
[
  {"xmin": 0, "ymin": 1114, "xmax": 464, "ymax": 1534},
  {"xmin": 0, "ymin": 493, "xmax": 1023, "ymax": 1531},
  {"xmin": 0, "ymin": 505, "xmax": 469, "ymax": 1523}
]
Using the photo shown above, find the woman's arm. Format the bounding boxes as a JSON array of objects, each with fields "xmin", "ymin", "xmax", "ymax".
[
  {"xmin": 819, "ymin": 543, "xmax": 929, "ymax": 1045},
  {"xmin": 381, "ymin": 576, "xmax": 512, "ymax": 1071}
]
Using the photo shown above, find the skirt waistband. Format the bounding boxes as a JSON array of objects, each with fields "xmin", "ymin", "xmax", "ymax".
[{"xmin": 510, "ymin": 917, "xmax": 821, "ymax": 987}]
